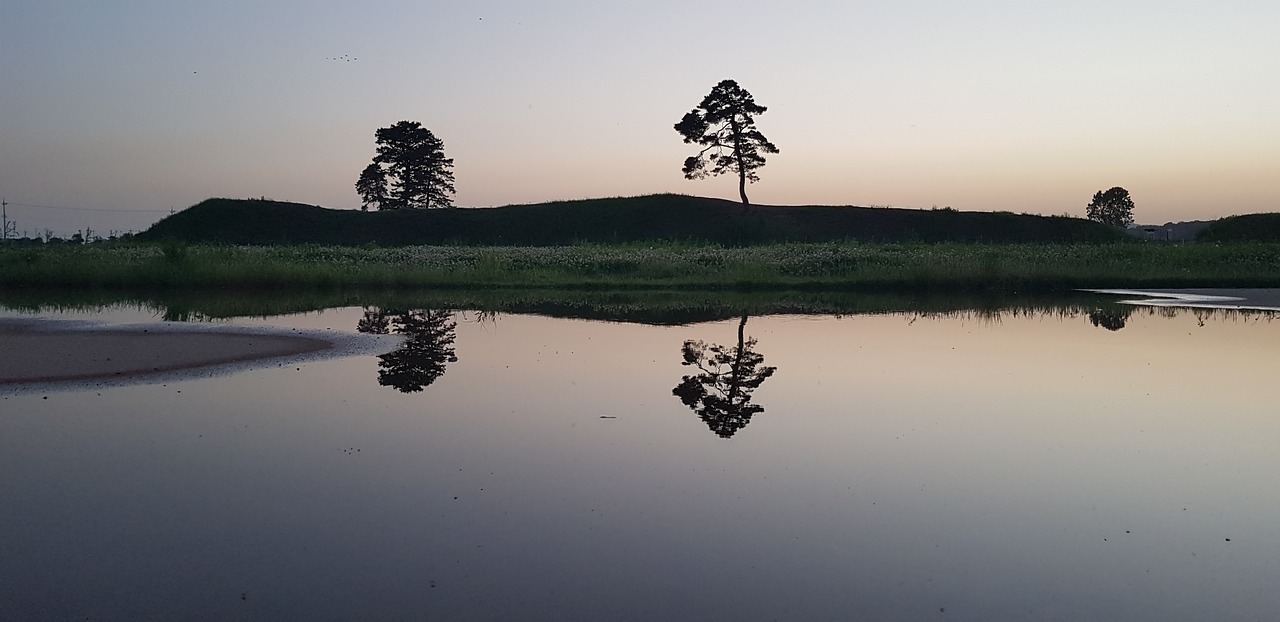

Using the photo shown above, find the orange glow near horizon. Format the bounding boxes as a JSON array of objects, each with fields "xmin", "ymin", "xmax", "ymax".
[{"xmin": 1, "ymin": 2, "xmax": 1277, "ymax": 234}]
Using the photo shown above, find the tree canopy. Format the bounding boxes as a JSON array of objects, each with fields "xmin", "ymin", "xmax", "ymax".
[
  {"xmin": 357, "ymin": 121, "xmax": 455, "ymax": 210},
  {"xmin": 1086, "ymin": 186, "xmax": 1135, "ymax": 228},
  {"xmin": 674, "ymin": 79, "xmax": 779, "ymax": 207}
]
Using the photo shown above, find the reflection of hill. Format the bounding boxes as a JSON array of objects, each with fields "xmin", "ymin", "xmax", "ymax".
[
  {"xmin": 3, "ymin": 289, "xmax": 1271, "ymax": 328},
  {"xmin": 490, "ymin": 292, "xmax": 1121, "ymax": 325}
]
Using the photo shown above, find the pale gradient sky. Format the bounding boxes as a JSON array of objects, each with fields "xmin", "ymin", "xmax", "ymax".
[{"xmin": 2, "ymin": 1, "xmax": 1278, "ymax": 236}]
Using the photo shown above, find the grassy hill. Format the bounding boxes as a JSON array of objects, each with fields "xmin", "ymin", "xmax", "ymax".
[
  {"xmin": 1197, "ymin": 213, "xmax": 1280, "ymax": 243},
  {"xmin": 138, "ymin": 194, "xmax": 1126, "ymax": 246}
]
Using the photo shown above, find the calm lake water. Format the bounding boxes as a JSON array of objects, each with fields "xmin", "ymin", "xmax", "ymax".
[{"xmin": 3, "ymin": 298, "xmax": 1279, "ymax": 621}]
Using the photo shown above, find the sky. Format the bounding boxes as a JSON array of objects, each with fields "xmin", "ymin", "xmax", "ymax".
[{"xmin": 2, "ymin": 1, "xmax": 1278, "ymax": 237}]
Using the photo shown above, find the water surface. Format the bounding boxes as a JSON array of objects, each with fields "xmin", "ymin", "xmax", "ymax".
[{"xmin": 2, "ymin": 299, "xmax": 1278, "ymax": 620}]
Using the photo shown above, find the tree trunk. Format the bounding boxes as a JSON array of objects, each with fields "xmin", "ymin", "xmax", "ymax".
[
  {"xmin": 728, "ymin": 115, "xmax": 751, "ymax": 212},
  {"xmin": 727, "ymin": 314, "xmax": 748, "ymax": 404}
]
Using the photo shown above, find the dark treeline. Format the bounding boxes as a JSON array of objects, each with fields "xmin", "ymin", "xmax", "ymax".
[
  {"xmin": 2, "ymin": 232, "xmax": 135, "ymax": 246},
  {"xmin": 137, "ymin": 194, "xmax": 1124, "ymax": 246}
]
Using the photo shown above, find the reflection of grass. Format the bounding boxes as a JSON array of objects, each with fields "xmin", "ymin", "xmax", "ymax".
[
  {"xmin": 0, "ymin": 286, "xmax": 1230, "ymax": 327},
  {"xmin": 4, "ymin": 242, "xmax": 1280, "ymax": 293}
]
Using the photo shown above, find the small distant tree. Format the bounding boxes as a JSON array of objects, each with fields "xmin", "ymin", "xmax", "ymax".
[
  {"xmin": 357, "ymin": 121, "xmax": 455, "ymax": 210},
  {"xmin": 1086, "ymin": 186, "xmax": 1135, "ymax": 227},
  {"xmin": 674, "ymin": 79, "xmax": 779, "ymax": 207}
]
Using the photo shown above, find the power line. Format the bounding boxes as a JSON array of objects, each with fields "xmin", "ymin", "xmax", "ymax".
[{"xmin": 5, "ymin": 201, "xmax": 173, "ymax": 213}]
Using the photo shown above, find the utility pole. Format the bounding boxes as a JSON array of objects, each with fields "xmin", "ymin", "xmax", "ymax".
[{"xmin": 1, "ymin": 198, "xmax": 11, "ymax": 241}]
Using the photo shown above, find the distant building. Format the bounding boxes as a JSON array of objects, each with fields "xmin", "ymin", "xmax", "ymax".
[{"xmin": 1125, "ymin": 220, "xmax": 1211, "ymax": 242}]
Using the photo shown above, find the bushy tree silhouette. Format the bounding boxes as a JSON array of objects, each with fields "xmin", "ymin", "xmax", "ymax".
[
  {"xmin": 672, "ymin": 315, "xmax": 777, "ymax": 438},
  {"xmin": 1086, "ymin": 187, "xmax": 1135, "ymax": 227},
  {"xmin": 1088, "ymin": 307, "xmax": 1133, "ymax": 331},
  {"xmin": 357, "ymin": 121, "xmax": 455, "ymax": 210},
  {"xmin": 355, "ymin": 162, "xmax": 388, "ymax": 210},
  {"xmin": 674, "ymin": 80, "xmax": 779, "ymax": 208}
]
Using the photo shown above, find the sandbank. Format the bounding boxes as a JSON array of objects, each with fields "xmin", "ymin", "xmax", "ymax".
[
  {"xmin": 0, "ymin": 320, "xmax": 334, "ymax": 385},
  {"xmin": 1086, "ymin": 288, "xmax": 1280, "ymax": 312}
]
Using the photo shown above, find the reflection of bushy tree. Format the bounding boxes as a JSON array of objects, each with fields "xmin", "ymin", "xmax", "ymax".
[
  {"xmin": 1088, "ymin": 307, "xmax": 1132, "ymax": 331},
  {"xmin": 358, "ymin": 308, "xmax": 457, "ymax": 392},
  {"xmin": 356, "ymin": 309, "xmax": 391, "ymax": 335},
  {"xmin": 672, "ymin": 315, "xmax": 776, "ymax": 438}
]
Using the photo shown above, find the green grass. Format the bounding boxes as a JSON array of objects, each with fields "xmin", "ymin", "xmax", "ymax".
[{"xmin": 5, "ymin": 241, "xmax": 1280, "ymax": 294}]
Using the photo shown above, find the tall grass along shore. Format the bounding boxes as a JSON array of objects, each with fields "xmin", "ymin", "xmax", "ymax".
[{"xmin": 4, "ymin": 242, "xmax": 1280, "ymax": 293}]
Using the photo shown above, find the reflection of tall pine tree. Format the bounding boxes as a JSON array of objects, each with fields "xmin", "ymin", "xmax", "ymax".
[
  {"xmin": 357, "ymin": 308, "xmax": 457, "ymax": 392},
  {"xmin": 673, "ymin": 314, "xmax": 776, "ymax": 438}
]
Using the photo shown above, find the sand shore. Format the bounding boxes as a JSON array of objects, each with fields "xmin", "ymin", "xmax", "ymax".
[{"xmin": 0, "ymin": 321, "xmax": 333, "ymax": 384}]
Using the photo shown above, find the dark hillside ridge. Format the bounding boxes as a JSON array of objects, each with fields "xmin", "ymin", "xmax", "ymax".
[
  {"xmin": 139, "ymin": 194, "xmax": 1126, "ymax": 245},
  {"xmin": 1197, "ymin": 213, "xmax": 1280, "ymax": 243}
]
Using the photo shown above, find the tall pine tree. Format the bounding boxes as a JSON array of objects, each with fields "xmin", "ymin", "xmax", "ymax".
[{"xmin": 674, "ymin": 80, "xmax": 779, "ymax": 207}]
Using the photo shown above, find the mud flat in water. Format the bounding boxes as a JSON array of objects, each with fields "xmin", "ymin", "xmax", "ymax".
[{"xmin": 0, "ymin": 319, "xmax": 335, "ymax": 385}]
